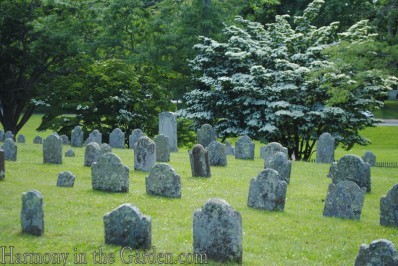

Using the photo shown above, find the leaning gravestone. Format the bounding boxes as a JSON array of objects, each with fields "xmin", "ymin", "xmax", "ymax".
[
  {"xmin": 248, "ymin": 168, "xmax": 287, "ymax": 211},
  {"xmin": 362, "ymin": 151, "xmax": 376, "ymax": 167},
  {"xmin": 100, "ymin": 143, "xmax": 112, "ymax": 155},
  {"xmin": 207, "ymin": 141, "xmax": 227, "ymax": 166},
  {"xmin": 5, "ymin": 131, "xmax": 14, "ymax": 141},
  {"xmin": 43, "ymin": 134, "xmax": 62, "ymax": 164},
  {"xmin": 159, "ymin": 112, "xmax": 178, "ymax": 152},
  {"xmin": 225, "ymin": 141, "xmax": 234, "ymax": 155},
  {"xmin": 21, "ymin": 190, "xmax": 44, "ymax": 236},
  {"xmin": 60, "ymin": 135, "xmax": 70, "ymax": 145},
  {"xmin": 189, "ymin": 144, "xmax": 211, "ymax": 177},
  {"xmin": 71, "ymin": 126, "xmax": 83, "ymax": 147},
  {"xmin": 193, "ymin": 198, "xmax": 242, "ymax": 264},
  {"xmin": 33, "ymin": 136, "xmax": 42, "ymax": 144},
  {"xmin": 134, "ymin": 137, "xmax": 156, "ymax": 172},
  {"xmin": 85, "ymin": 129, "xmax": 102, "ymax": 145},
  {"xmin": 84, "ymin": 142, "xmax": 101, "ymax": 167},
  {"xmin": 267, "ymin": 152, "xmax": 292, "ymax": 184},
  {"xmin": 109, "ymin": 128, "xmax": 125, "ymax": 149},
  {"xmin": 235, "ymin": 135, "xmax": 255, "ymax": 160},
  {"xmin": 65, "ymin": 149, "xmax": 75, "ymax": 157},
  {"xmin": 316, "ymin": 133, "xmax": 335, "ymax": 164},
  {"xmin": 146, "ymin": 163, "xmax": 181, "ymax": 198},
  {"xmin": 323, "ymin": 181, "xmax": 366, "ymax": 220},
  {"xmin": 3, "ymin": 138, "xmax": 17, "ymax": 161},
  {"xmin": 0, "ymin": 130, "xmax": 4, "ymax": 141},
  {"xmin": 197, "ymin": 124, "xmax": 217, "ymax": 148},
  {"xmin": 17, "ymin": 135, "xmax": 25, "ymax": 144},
  {"xmin": 154, "ymin": 134, "xmax": 170, "ymax": 162},
  {"xmin": 57, "ymin": 171, "xmax": 75, "ymax": 187},
  {"xmin": 0, "ymin": 149, "xmax": 4, "ymax": 180},
  {"xmin": 104, "ymin": 204, "xmax": 151, "ymax": 248},
  {"xmin": 92, "ymin": 153, "xmax": 129, "ymax": 192},
  {"xmin": 129, "ymin": 129, "xmax": 145, "ymax": 150},
  {"xmin": 380, "ymin": 184, "xmax": 398, "ymax": 227},
  {"xmin": 262, "ymin": 142, "xmax": 288, "ymax": 167},
  {"xmin": 354, "ymin": 239, "xmax": 398, "ymax": 266}
]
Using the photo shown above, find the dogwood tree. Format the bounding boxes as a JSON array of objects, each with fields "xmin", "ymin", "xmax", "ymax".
[{"xmin": 180, "ymin": 0, "xmax": 397, "ymax": 160}]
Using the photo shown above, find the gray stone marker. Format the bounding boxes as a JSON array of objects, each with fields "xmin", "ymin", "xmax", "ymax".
[
  {"xmin": 17, "ymin": 135, "xmax": 25, "ymax": 144},
  {"xmin": 146, "ymin": 163, "xmax": 181, "ymax": 198},
  {"xmin": 225, "ymin": 141, "xmax": 234, "ymax": 155},
  {"xmin": 328, "ymin": 154, "xmax": 371, "ymax": 193},
  {"xmin": 60, "ymin": 135, "xmax": 70, "ymax": 145},
  {"xmin": 362, "ymin": 151, "xmax": 376, "ymax": 167},
  {"xmin": 65, "ymin": 149, "xmax": 75, "ymax": 157},
  {"xmin": 235, "ymin": 135, "xmax": 255, "ymax": 160},
  {"xmin": 248, "ymin": 168, "xmax": 287, "ymax": 211},
  {"xmin": 100, "ymin": 143, "xmax": 112, "ymax": 155},
  {"xmin": 193, "ymin": 198, "xmax": 242, "ymax": 264},
  {"xmin": 85, "ymin": 129, "xmax": 102, "ymax": 145},
  {"xmin": 21, "ymin": 190, "xmax": 44, "ymax": 236},
  {"xmin": 207, "ymin": 141, "xmax": 227, "ymax": 166},
  {"xmin": 262, "ymin": 142, "xmax": 288, "ymax": 167},
  {"xmin": 0, "ymin": 149, "xmax": 4, "ymax": 180},
  {"xmin": 159, "ymin": 112, "xmax": 178, "ymax": 152},
  {"xmin": 5, "ymin": 131, "xmax": 14, "ymax": 141},
  {"xmin": 104, "ymin": 204, "xmax": 151, "ymax": 249},
  {"xmin": 43, "ymin": 134, "xmax": 62, "ymax": 164},
  {"xmin": 0, "ymin": 130, "xmax": 4, "ymax": 141},
  {"xmin": 154, "ymin": 134, "xmax": 170, "ymax": 162},
  {"xmin": 109, "ymin": 128, "xmax": 125, "ymax": 149},
  {"xmin": 380, "ymin": 184, "xmax": 398, "ymax": 227},
  {"xmin": 92, "ymin": 153, "xmax": 129, "ymax": 192},
  {"xmin": 316, "ymin": 132, "xmax": 335, "ymax": 163},
  {"xmin": 134, "ymin": 136, "xmax": 156, "ymax": 172},
  {"xmin": 355, "ymin": 239, "xmax": 398, "ymax": 266},
  {"xmin": 189, "ymin": 144, "xmax": 211, "ymax": 177},
  {"xmin": 129, "ymin": 129, "xmax": 145, "ymax": 150},
  {"xmin": 197, "ymin": 124, "xmax": 217, "ymax": 148},
  {"xmin": 323, "ymin": 181, "xmax": 366, "ymax": 220},
  {"xmin": 57, "ymin": 171, "xmax": 75, "ymax": 187},
  {"xmin": 71, "ymin": 126, "xmax": 83, "ymax": 147},
  {"xmin": 267, "ymin": 152, "xmax": 292, "ymax": 184},
  {"xmin": 84, "ymin": 142, "xmax": 101, "ymax": 167},
  {"xmin": 33, "ymin": 136, "xmax": 42, "ymax": 144},
  {"xmin": 3, "ymin": 138, "xmax": 17, "ymax": 161}
]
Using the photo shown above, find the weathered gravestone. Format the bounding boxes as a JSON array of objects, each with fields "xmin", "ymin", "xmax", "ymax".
[
  {"xmin": 328, "ymin": 154, "xmax": 371, "ymax": 193},
  {"xmin": 134, "ymin": 137, "xmax": 156, "ymax": 172},
  {"xmin": 57, "ymin": 171, "xmax": 75, "ymax": 187},
  {"xmin": 189, "ymin": 144, "xmax": 211, "ymax": 177},
  {"xmin": 206, "ymin": 141, "xmax": 227, "ymax": 166},
  {"xmin": 85, "ymin": 129, "xmax": 102, "ymax": 145},
  {"xmin": 5, "ymin": 131, "xmax": 14, "ymax": 141},
  {"xmin": 0, "ymin": 149, "xmax": 4, "ymax": 180},
  {"xmin": 248, "ymin": 168, "xmax": 287, "ymax": 211},
  {"xmin": 65, "ymin": 149, "xmax": 75, "ymax": 157},
  {"xmin": 109, "ymin": 128, "xmax": 125, "ymax": 149},
  {"xmin": 316, "ymin": 133, "xmax": 335, "ymax": 164},
  {"xmin": 267, "ymin": 152, "xmax": 292, "ymax": 184},
  {"xmin": 0, "ymin": 130, "xmax": 4, "ymax": 141},
  {"xmin": 17, "ymin": 135, "xmax": 25, "ymax": 144},
  {"xmin": 154, "ymin": 134, "xmax": 170, "ymax": 162},
  {"xmin": 380, "ymin": 184, "xmax": 398, "ymax": 227},
  {"xmin": 193, "ymin": 198, "xmax": 242, "ymax": 264},
  {"xmin": 104, "ymin": 204, "xmax": 151, "ymax": 249},
  {"xmin": 100, "ymin": 143, "xmax": 112, "ymax": 155},
  {"xmin": 21, "ymin": 190, "xmax": 44, "ymax": 236},
  {"xmin": 33, "ymin": 136, "xmax": 42, "ymax": 144},
  {"xmin": 92, "ymin": 153, "xmax": 129, "ymax": 192},
  {"xmin": 354, "ymin": 239, "xmax": 398, "ymax": 266},
  {"xmin": 362, "ymin": 151, "xmax": 376, "ymax": 167},
  {"xmin": 262, "ymin": 142, "xmax": 288, "ymax": 167},
  {"xmin": 84, "ymin": 142, "xmax": 101, "ymax": 167},
  {"xmin": 197, "ymin": 124, "xmax": 217, "ymax": 148},
  {"xmin": 323, "ymin": 181, "xmax": 366, "ymax": 220},
  {"xmin": 145, "ymin": 163, "xmax": 181, "ymax": 198},
  {"xmin": 71, "ymin": 126, "xmax": 83, "ymax": 147},
  {"xmin": 43, "ymin": 134, "xmax": 62, "ymax": 164},
  {"xmin": 159, "ymin": 112, "xmax": 178, "ymax": 152},
  {"xmin": 60, "ymin": 135, "xmax": 70, "ymax": 145},
  {"xmin": 129, "ymin": 129, "xmax": 145, "ymax": 150},
  {"xmin": 235, "ymin": 135, "xmax": 255, "ymax": 160},
  {"xmin": 225, "ymin": 141, "xmax": 234, "ymax": 156},
  {"xmin": 2, "ymin": 138, "xmax": 17, "ymax": 161}
]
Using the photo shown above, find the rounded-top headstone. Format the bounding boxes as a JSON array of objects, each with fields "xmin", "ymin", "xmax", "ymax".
[
  {"xmin": 43, "ymin": 134, "xmax": 63, "ymax": 164},
  {"xmin": 235, "ymin": 135, "xmax": 255, "ymax": 160},
  {"xmin": 316, "ymin": 132, "xmax": 335, "ymax": 163},
  {"xmin": 380, "ymin": 184, "xmax": 398, "ymax": 227},
  {"xmin": 362, "ymin": 151, "xmax": 376, "ymax": 167},
  {"xmin": 206, "ymin": 140, "xmax": 227, "ymax": 166},
  {"xmin": 355, "ymin": 239, "xmax": 398, "ymax": 266},
  {"xmin": 21, "ymin": 190, "xmax": 44, "ymax": 236},
  {"xmin": 134, "ymin": 136, "xmax": 156, "ymax": 172},
  {"xmin": 71, "ymin": 126, "xmax": 83, "ymax": 147},
  {"xmin": 84, "ymin": 142, "xmax": 101, "ymax": 167},
  {"xmin": 159, "ymin": 112, "xmax": 178, "ymax": 152},
  {"xmin": 129, "ymin": 129, "xmax": 145, "ymax": 150},
  {"xmin": 145, "ymin": 163, "xmax": 181, "ymax": 198},
  {"xmin": 197, "ymin": 124, "xmax": 217, "ymax": 148},
  {"xmin": 109, "ymin": 128, "xmax": 125, "ymax": 149},
  {"xmin": 189, "ymin": 144, "xmax": 211, "ymax": 177}
]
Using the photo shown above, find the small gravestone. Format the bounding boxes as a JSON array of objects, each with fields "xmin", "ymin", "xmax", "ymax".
[
  {"xmin": 262, "ymin": 142, "xmax": 288, "ymax": 167},
  {"xmin": 60, "ymin": 135, "xmax": 70, "ymax": 145},
  {"xmin": 189, "ymin": 144, "xmax": 211, "ymax": 177},
  {"xmin": 154, "ymin": 134, "xmax": 170, "ymax": 162},
  {"xmin": 323, "ymin": 181, "xmax": 366, "ymax": 220},
  {"xmin": 33, "ymin": 136, "xmax": 42, "ymax": 144},
  {"xmin": 225, "ymin": 141, "xmax": 234, "ymax": 155},
  {"xmin": 328, "ymin": 154, "xmax": 371, "ymax": 193},
  {"xmin": 109, "ymin": 128, "xmax": 125, "ymax": 149},
  {"xmin": 100, "ymin": 143, "xmax": 112, "ymax": 155},
  {"xmin": 129, "ymin": 129, "xmax": 145, "ymax": 150},
  {"xmin": 104, "ymin": 204, "xmax": 151, "ymax": 248},
  {"xmin": 316, "ymin": 133, "xmax": 335, "ymax": 163},
  {"xmin": 146, "ymin": 163, "xmax": 181, "ymax": 198},
  {"xmin": 21, "ymin": 190, "xmax": 44, "ymax": 236},
  {"xmin": 362, "ymin": 151, "xmax": 376, "ymax": 167},
  {"xmin": 92, "ymin": 153, "xmax": 129, "ymax": 192},
  {"xmin": 43, "ymin": 134, "xmax": 62, "ymax": 164},
  {"xmin": 134, "ymin": 136, "xmax": 156, "ymax": 172},
  {"xmin": 84, "ymin": 142, "xmax": 101, "ymax": 167},
  {"xmin": 207, "ymin": 141, "xmax": 227, "ymax": 166},
  {"xmin": 0, "ymin": 149, "xmax": 4, "ymax": 180},
  {"xmin": 0, "ymin": 130, "xmax": 4, "ymax": 141},
  {"xmin": 355, "ymin": 239, "xmax": 398, "ymax": 266},
  {"xmin": 57, "ymin": 171, "xmax": 75, "ymax": 187},
  {"xmin": 235, "ymin": 135, "xmax": 255, "ymax": 160},
  {"xmin": 159, "ymin": 112, "xmax": 178, "ymax": 152},
  {"xmin": 197, "ymin": 124, "xmax": 217, "ymax": 148},
  {"xmin": 65, "ymin": 149, "xmax": 75, "ymax": 157},
  {"xmin": 267, "ymin": 152, "xmax": 292, "ymax": 184},
  {"xmin": 248, "ymin": 168, "xmax": 287, "ymax": 211},
  {"xmin": 5, "ymin": 131, "xmax": 14, "ymax": 141},
  {"xmin": 380, "ymin": 184, "xmax": 398, "ymax": 227},
  {"xmin": 85, "ymin": 129, "xmax": 102, "ymax": 145},
  {"xmin": 193, "ymin": 198, "xmax": 242, "ymax": 264},
  {"xmin": 71, "ymin": 126, "xmax": 83, "ymax": 147},
  {"xmin": 17, "ymin": 135, "xmax": 25, "ymax": 144},
  {"xmin": 2, "ymin": 138, "xmax": 17, "ymax": 161}
]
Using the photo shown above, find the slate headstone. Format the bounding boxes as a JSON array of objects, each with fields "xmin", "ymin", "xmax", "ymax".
[
  {"xmin": 60, "ymin": 135, "xmax": 70, "ymax": 145},
  {"xmin": 197, "ymin": 124, "xmax": 217, "ymax": 148},
  {"xmin": 267, "ymin": 152, "xmax": 292, "ymax": 184},
  {"xmin": 154, "ymin": 134, "xmax": 170, "ymax": 162},
  {"xmin": 189, "ymin": 144, "xmax": 211, "ymax": 177},
  {"xmin": 362, "ymin": 151, "xmax": 376, "ymax": 167},
  {"xmin": 43, "ymin": 134, "xmax": 62, "ymax": 164},
  {"xmin": 92, "ymin": 153, "xmax": 129, "ymax": 192},
  {"xmin": 316, "ymin": 132, "xmax": 335, "ymax": 164},
  {"xmin": 235, "ymin": 135, "xmax": 255, "ymax": 160},
  {"xmin": 225, "ymin": 141, "xmax": 234, "ymax": 156},
  {"xmin": 5, "ymin": 131, "xmax": 14, "ymax": 141},
  {"xmin": 159, "ymin": 112, "xmax": 178, "ymax": 152},
  {"xmin": 109, "ymin": 128, "xmax": 125, "ymax": 149},
  {"xmin": 355, "ymin": 239, "xmax": 398, "ymax": 266},
  {"xmin": 17, "ymin": 135, "xmax": 26, "ymax": 144},
  {"xmin": 71, "ymin": 126, "xmax": 83, "ymax": 147},
  {"xmin": 206, "ymin": 141, "xmax": 227, "ymax": 166},
  {"xmin": 65, "ymin": 149, "xmax": 75, "ymax": 157},
  {"xmin": 380, "ymin": 184, "xmax": 398, "ymax": 227},
  {"xmin": 84, "ymin": 142, "xmax": 101, "ymax": 167},
  {"xmin": 134, "ymin": 136, "xmax": 156, "ymax": 172},
  {"xmin": 33, "ymin": 136, "xmax": 42, "ymax": 144},
  {"xmin": 262, "ymin": 142, "xmax": 288, "ymax": 167},
  {"xmin": 100, "ymin": 143, "xmax": 112, "ymax": 155},
  {"xmin": 21, "ymin": 190, "xmax": 44, "ymax": 236},
  {"xmin": 85, "ymin": 129, "xmax": 102, "ymax": 145},
  {"xmin": 129, "ymin": 129, "xmax": 145, "ymax": 150},
  {"xmin": 0, "ymin": 149, "xmax": 4, "ymax": 180},
  {"xmin": 145, "ymin": 163, "xmax": 181, "ymax": 198},
  {"xmin": 57, "ymin": 171, "xmax": 75, "ymax": 187},
  {"xmin": 2, "ymin": 138, "xmax": 17, "ymax": 161}
]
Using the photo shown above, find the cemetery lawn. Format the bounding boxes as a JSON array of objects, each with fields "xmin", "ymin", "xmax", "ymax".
[{"xmin": 1, "ymin": 115, "xmax": 398, "ymax": 265}]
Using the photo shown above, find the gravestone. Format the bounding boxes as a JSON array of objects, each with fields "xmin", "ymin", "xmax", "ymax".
[
  {"xmin": 57, "ymin": 171, "xmax": 75, "ymax": 187},
  {"xmin": 60, "ymin": 135, "xmax": 70, "ymax": 145},
  {"xmin": 84, "ymin": 142, "xmax": 101, "ymax": 167},
  {"xmin": 193, "ymin": 198, "xmax": 242, "ymax": 264},
  {"xmin": 65, "ymin": 149, "xmax": 75, "ymax": 157},
  {"xmin": 43, "ymin": 134, "xmax": 62, "ymax": 164},
  {"xmin": 0, "ymin": 149, "xmax": 4, "ymax": 180},
  {"xmin": 380, "ymin": 184, "xmax": 398, "ymax": 227},
  {"xmin": 235, "ymin": 135, "xmax": 255, "ymax": 160},
  {"xmin": 189, "ymin": 144, "xmax": 211, "ymax": 177},
  {"xmin": 0, "ymin": 130, "xmax": 4, "ymax": 141},
  {"xmin": 145, "ymin": 163, "xmax": 181, "ymax": 198},
  {"xmin": 197, "ymin": 124, "xmax": 217, "ymax": 148},
  {"xmin": 5, "ymin": 131, "xmax": 14, "ymax": 141},
  {"xmin": 129, "ymin": 129, "xmax": 145, "ymax": 150},
  {"xmin": 92, "ymin": 153, "xmax": 129, "ymax": 192},
  {"xmin": 267, "ymin": 152, "xmax": 292, "ymax": 184},
  {"xmin": 109, "ymin": 128, "xmax": 125, "ymax": 149},
  {"xmin": 225, "ymin": 141, "xmax": 234, "ymax": 156},
  {"xmin": 328, "ymin": 154, "xmax": 371, "ymax": 193},
  {"xmin": 316, "ymin": 133, "xmax": 335, "ymax": 164},
  {"xmin": 85, "ymin": 129, "xmax": 102, "ymax": 145},
  {"xmin": 3, "ymin": 138, "xmax": 17, "ymax": 161},
  {"xmin": 159, "ymin": 112, "xmax": 178, "ymax": 152},
  {"xmin": 207, "ymin": 141, "xmax": 227, "ymax": 166},
  {"xmin": 248, "ymin": 168, "xmax": 287, "ymax": 211},
  {"xmin": 154, "ymin": 134, "xmax": 170, "ymax": 162},
  {"xmin": 134, "ymin": 137, "xmax": 156, "ymax": 172},
  {"xmin": 262, "ymin": 142, "xmax": 288, "ymax": 167},
  {"xmin": 33, "ymin": 136, "xmax": 42, "ymax": 144},
  {"xmin": 323, "ymin": 181, "xmax": 366, "ymax": 220},
  {"xmin": 355, "ymin": 239, "xmax": 398, "ymax": 266},
  {"xmin": 17, "ymin": 135, "xmax": 26, "ymax": 144},
  {"xmin": 21, "ymin": 190, "xmax": 44, "ymax": 236},
  {"xmin": 104, "ymin": 204, "xmax": 151, "ymax": 248},
  {"xmin": 71, "ymin": 126, "xmax": 83, "ymax": 147},
  {"xmin": 362, "ymin": 151, "xmax": 376, "ymax": 167},
  {"xmin": 100, "ymin": 143, "xmax": 112, "ymax": 155}
]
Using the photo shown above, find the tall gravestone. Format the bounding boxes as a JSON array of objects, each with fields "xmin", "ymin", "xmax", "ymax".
[
  {"xmin": 267, "ymin": 152, "xmax": 292, "ymax": 184},
  {"xmin": 154, "ymin": 134, "xmax": 170, "ymax": 162},
  {"xmin": 5, "ymin": 131, "xmax": 14, "ymax": 141},
  {"xmin": 92, "ymin": 153, "xmax": 129, "ymax": 192},
  {"xmin": 225, "ymin": 141, "xmax": 234, "ymax": 156},
  {"xmin": 109, "ymin": 128, "xmax": 125, "ymax": 149},
  {"xmin": 129, "ymin": 129, "xmax": 145, "ymax": 150},
  {"xmin": 3, "ymin": 138, "xmax": 17, "ymax": 161},
  {"xmin": 21, "ymin": 190, "xmax": 44, "ymax": 236},
  {"xmin": 71, "ymin": 126, "xmax": 83, "ymax": 147},
  {"xmin": 146, "ymin": 163, "xmax": 181, "ymax": 198},
  {"xmin": 17, "ymin": 135, "xmax": 26, "ymax": 144},
  {"xmin": 0, "ymin": 130, "xmax": 4, "ymax": 141},
  {"xmin": 134, "ymin": 136, "xmax": 156, "ymax": 172},
  {"xmin": 316, "ymin": 133, "xmax": 335, "ymax": 163},
  {"xmin": 206, "ymin": 141, "xmax": 227, "ymax": 166},
  {"xmin": 235, "ymin": 135, "xmax": 255, "ymax": 160},
  {"xmin": 189, "ymin": 144, "xmax": 211, "ymax": 177},
  {"xmin": 33, "ymin": 136, "xmax": 42, "ymax": 144},
  {"xmin": 159, "ymin": 112, "xmax": 178, "ymax": 152},
  {"xmin": 43, "ymin": 134, "xmax": 62, "ymax": 164},
  {"xmin": 0, "ymin": 149, "xmax": 4, "ymax": 180},
  {"xmin": 355, "ymin": 239, "xmax": 398, "ymax": 266},
  {"xmin": 84, "ymin": 142, "xmax": 101, "ymax": 167},
  {"xmin": 362, "ymin": 151, "xmax": 376, "ymax": 167},
  {"xmin": 85, "ymin": 129, "xmax": 102, "ymax": 145},
  {"xmin": 262, "ymin": 142, "xmax": 288, "ymax": 167},
  {"xmin": 380, "ymin": 184, "xmax": 398, "ymax": 227},
  {"xmin": 197, "ymin": 124, "xmax": 217, "ymax": 148},
  {"xmin": 193, "ymin": 198, "xmax": 242, "ymax": 264}
]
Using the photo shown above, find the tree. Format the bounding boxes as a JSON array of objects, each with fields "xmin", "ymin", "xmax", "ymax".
[{"xmin": 180, "ymin": 0, "xmax": 397, "ymax": 160}]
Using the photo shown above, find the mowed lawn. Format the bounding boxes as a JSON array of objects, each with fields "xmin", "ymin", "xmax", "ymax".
[{"xmin": 0, "ymin": 115, "xmax": 397, "ymax": 265}]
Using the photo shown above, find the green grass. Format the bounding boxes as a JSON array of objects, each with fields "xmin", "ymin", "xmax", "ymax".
[
  {"xmin": 1, "ymin": 116, "xmax": 398, "ymax": 265},
  {"xmin": 373, "ymin": 100, "xmax": 398, "ymax": 119}
]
